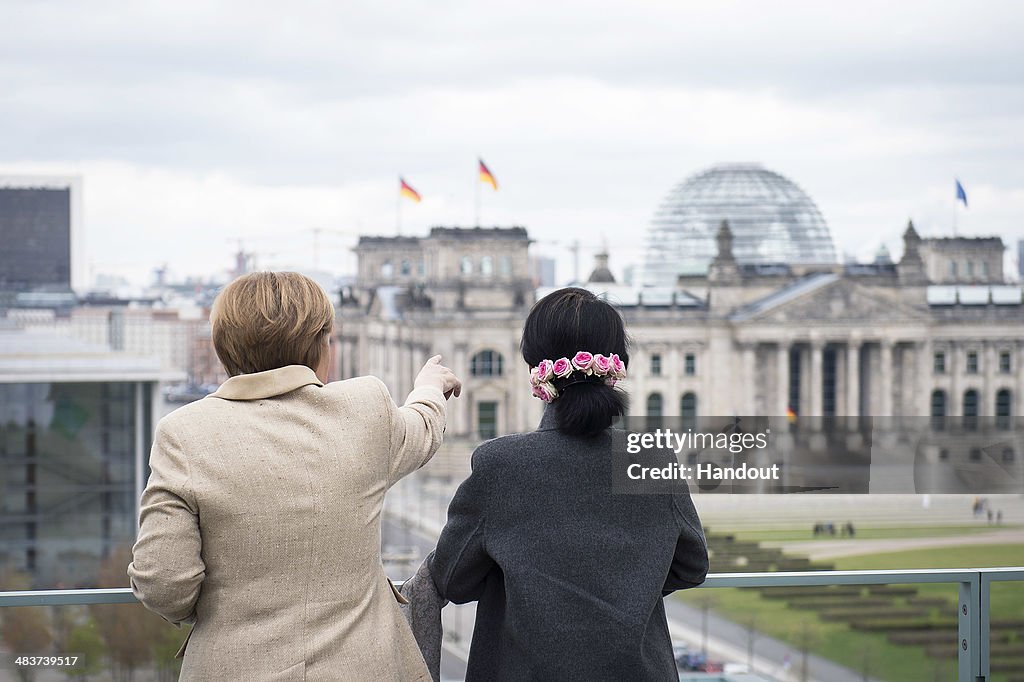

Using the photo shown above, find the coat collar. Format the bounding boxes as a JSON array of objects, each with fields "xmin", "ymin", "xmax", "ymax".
[
  {"xmin": 537, "ymin": 405, "xmax": 559, "ymax": 431},
  {"xmin": 211, "ymin": 365, "xmax": 323, "ymax": 401}
]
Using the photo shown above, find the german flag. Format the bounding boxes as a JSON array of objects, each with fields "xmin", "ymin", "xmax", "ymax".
[
  {"xmin": 478, "ymin": 159, "xmax": 498, "ymax": 191},
  {"xmin": 399, "ymin": 177, "xmax": 421, "ymax": 202}
]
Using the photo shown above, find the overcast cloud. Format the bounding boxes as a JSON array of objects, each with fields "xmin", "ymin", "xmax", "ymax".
[{"xmin": 2, "ymin": 0, "xmax": 1023, "ymax": 286}]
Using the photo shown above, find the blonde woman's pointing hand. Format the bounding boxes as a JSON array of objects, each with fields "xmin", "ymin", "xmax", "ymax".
[{"xmin": 415, "ymin": 355, "xmax": 462, "ymax": 399}]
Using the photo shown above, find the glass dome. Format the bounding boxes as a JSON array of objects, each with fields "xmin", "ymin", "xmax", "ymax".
[{"xmin": 643, "ymin": 164, "xmax": 837, "ymax": 286}]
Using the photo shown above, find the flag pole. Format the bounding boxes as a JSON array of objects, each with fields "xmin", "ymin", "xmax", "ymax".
[
  {"xmin": 952, "ymin": 192, "xmax": 957, "ymax": 237},
  {"xmin": 474, "ymin": 161, "xmax": 481, "ymax": 227},
  {"xmin": 396, "ymin": 179, "xmax": 402, "ymax": 235}
]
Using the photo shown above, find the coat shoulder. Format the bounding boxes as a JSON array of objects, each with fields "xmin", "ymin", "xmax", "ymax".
[
  {"xmin": 469, "ymin": 430, "xmax": 550, "ymax": 472},
  {"xmin": 321, "ymin": 375, "xmax": 387, "ymax": 402},
  {"xmin": 154, "ymin": 394, "xmax": 224, "ymax": 434}
]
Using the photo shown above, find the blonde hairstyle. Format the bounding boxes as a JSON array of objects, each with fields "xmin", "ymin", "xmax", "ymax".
[{"xmin": 210, "ymin": 271, "xmax": 334, "ymax": 377}]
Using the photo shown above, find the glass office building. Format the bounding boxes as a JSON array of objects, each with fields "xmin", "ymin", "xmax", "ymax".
[
  {"xmin": 0, "ymin": 330, "xmax": 163, "ymax": 588},
  {"xmin": 0, "ymin": 185, "xmax": 73, "ymax": 293}
]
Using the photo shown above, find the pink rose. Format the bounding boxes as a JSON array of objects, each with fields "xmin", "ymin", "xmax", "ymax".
[
  {"xmin": 552, "ymin": 357, "xmax": 573, "ymax": 378},
  {"xmin": 610, "ymin": 353, "xmax": 626, "ymax": 378},
  {"xmin": 532, "ymin": 381, "xmax": 558, "ymax": 403},
  {"xmin": 572, "ymin": 351, "xmax": 594, "ymax": 373},
  {"xmin": 536, "ymin": 359, "xmax": 554, "ymax": 382},
  {"xmin": 604, "ymin": 377, "xmax": 618, "ymax": 387},
  {"xmin": 592, "ymin": 354, "xmax": 611, "ymax": 374}
]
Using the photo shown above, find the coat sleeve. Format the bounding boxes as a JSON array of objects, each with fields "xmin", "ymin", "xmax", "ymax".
[
  {"xmin": 127, "ymin": 422, "xmax": 206, "ymax": 625},
  {"xmin": 376, "ymin": 378, "xmax": 447, "ymax": 486},
  {"xmin": 664, "ymin": 492, "xmax": 709, "ymax": 593},
  {"xmin": 428, "ymin": 449, "xmax": 495, "ymax": 604}
]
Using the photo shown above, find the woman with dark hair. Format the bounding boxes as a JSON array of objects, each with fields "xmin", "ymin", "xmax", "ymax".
[{"xmin": 427, "ymin": 286, "xmax": 708, "ymax": 680}]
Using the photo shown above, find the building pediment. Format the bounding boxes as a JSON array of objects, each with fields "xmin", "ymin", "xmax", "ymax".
[{"xmin": 733, "ymin": 277, "xmax": 930, "ymax": 324}]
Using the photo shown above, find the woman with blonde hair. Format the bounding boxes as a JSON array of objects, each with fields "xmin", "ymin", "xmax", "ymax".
[{"xmin": 128, "ymin": 271, "xmax": 460, "ymax": 680}]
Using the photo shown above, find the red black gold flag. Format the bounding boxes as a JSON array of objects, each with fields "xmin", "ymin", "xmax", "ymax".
[
  {"xmin": 399, "ymin": 177, "xmax": 421, "ymax": 202},
  {"xmin": 478, "ymin": 159, "xmax": 498, "ymax": 191}
]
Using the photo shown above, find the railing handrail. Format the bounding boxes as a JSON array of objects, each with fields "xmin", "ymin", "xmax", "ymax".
[
  {"xmin": 2, "ymin": 567, "xmax": 1022, "ymax": 607},
  {"xmin": 3, "ymin": 567, "xmax": 1022, "ymax": 682}
]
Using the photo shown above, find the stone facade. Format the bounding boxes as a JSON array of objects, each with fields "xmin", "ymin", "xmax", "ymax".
[
  {"xmin": 919, "ymin": 235, "xmax": 1004, "ymax": 284},
  {"xmin": 336, "ymin": 222, "xmax": 1023, "ymax": 478}
]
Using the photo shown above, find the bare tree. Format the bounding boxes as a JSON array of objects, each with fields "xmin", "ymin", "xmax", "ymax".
[
  {"xmin": 89, "ymin": 546, "xmax": 167, "ymax": 682},
  {"xmin": 0, "ymin": 571, "xmax": 52, "ymax": 682},
  {"xmin": 693, "ymin": 593, "xmax": 718, "ymax": 657},
  {"xmin": 792, "ymin": 619, "xmax": 819, "ymax": 682},
  {"xmin": 744, "ymin": 613, "xmax": 758, "ymax": 668}
]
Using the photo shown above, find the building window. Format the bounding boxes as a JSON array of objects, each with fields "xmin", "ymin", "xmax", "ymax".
[
  {"xmin": 499, "ymin": 255, "xmax": 513, "ymax": 277},
  {"xmin": 966, "ymin": 260, "xmax": 974, "ymax": 278},
  {"xmin": 470, "ymin": 350, "xmax": 503, "ymax": 377},
  {"xmin": 1003, "ymin": 448, "xmax": 1016, "ymax": 464},
  {"xmin": 950, "ymin": 261, "xmax": 958, "ymax": 279},
  {"xmin": 996, "ymin": 389, "xmax": 1012, "ymax": 429},
  {"xmin": 933, "ymin": 352, "xmax": 946, "ymax": 374},
  {"xmin": 963, "ymin": 389, "xmax": 979, "ymax": 430},
  {"xmin": 930, "ymin": 390, "xmax": 946, "ymax": 430},
  {"xmin": 400, "ymin": 259, "xmax": 411, "ymax": 276},
  {"xmin": 1000, "ymin": 351, "xmax": 1011, "ymax": 374},
  {"xmin": 684, "ymin": 353, "xmax": 696, "ymax": 376},
  {"xmin": 416, "ymin": 259, "xmax": 426, "ymax": 276},
  {"xmin": 381, "ymin": 260, "xmax": 394, "ymax": 278},
  {"xmin": 966, "ymin": 351, "xmax": 979, "ymax": 374},
  {"xmin": 477, "ymin": 401, "xmax": 498, "ymax": 440},
  {"xmin": 681, "ymin": 392, "xmax": 697, "ymax": 418},
  {"xmin": 650, "ymin": 353, "xmax": 662, "ymax": 376},
  {"xmin": 480, "ymin": 256, "xmax": 493, "ymax": 277},
  {"xmin": 461, "ymin": 256, "xmax": 473, "ymax": 275},
  {"xmin": 646, "ymin": 392, "xmax": 663, "ymax": 417},
  {"xmin": 982, "ymin": 261, "xmax": 990, "ymax": 279}
]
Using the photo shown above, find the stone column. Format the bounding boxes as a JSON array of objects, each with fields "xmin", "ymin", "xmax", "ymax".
[
  {"xmin": 880, "ymin": 340, "xmax": 893, "ymax": 417},
  {"xmin": 918, "ymin": 339, "xmax": 933, "ymax": 417},
  {"xmin": 950, "ymin": 341, "xmax": 961, "ymax": 416},
  {"xmin": 810, "ymin": 341, "xmax": 824, "ymax": 417},
  {"xmin": 846, "ymin": 340, "xmax": 861, "ymax": 419},
  {"xmin": 983, "ymin": 341, "xmax": 996, "ymax": 417},
  {"xmin": 454, "ymin": 343, "xmax": 470, "ymax": 436},
  {"xmin": 742, "ymin": 343, "xmax": 757, "ymax": 414},
  {"xmin": 1017, "ymin": 340, "xmax": 1024, "ymax": 417},
  {"xmin": 777, "ymin": 342, "xmax": 789, "ymax": 415},
  {"xmin": 667, "ymin": 346, "xmax": 680, "ymax": 417}
]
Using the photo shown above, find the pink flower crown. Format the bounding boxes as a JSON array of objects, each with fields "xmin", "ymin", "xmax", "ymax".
[{"xmin": 529, "ymin": 351, "xmax": 627, "ymax": 403}]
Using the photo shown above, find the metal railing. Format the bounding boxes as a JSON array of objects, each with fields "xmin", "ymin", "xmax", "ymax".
[{"xmin": 3, "ymin": 568, "xmax": 1023, "ymax": 682}]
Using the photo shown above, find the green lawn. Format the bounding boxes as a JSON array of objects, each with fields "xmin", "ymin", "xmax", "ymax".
[
  {"xmin": 729, "ymin": 524, "xmax": 1019, "ymax": 544},
  {"xmin": 677, "ymin": 542, "xmax": 1024, "ymax": 682}
]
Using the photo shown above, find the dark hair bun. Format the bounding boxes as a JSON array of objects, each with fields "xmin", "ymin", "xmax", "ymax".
[
  {"xmin": 521, "ymin": 288, "xmax": 630, "ymax": 438},
  {"xmin": 553, "ymin": 380, "xmax": 627, "ymax": 437}
]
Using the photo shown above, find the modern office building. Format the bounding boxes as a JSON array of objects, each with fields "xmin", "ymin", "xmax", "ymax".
[
  {"xmin": 0, "ymin": 177, "xmax": 83, "ymax": 302},
  {"xmin": 0, "ymin": 327, "xmax": 173, "ymax": 588}
]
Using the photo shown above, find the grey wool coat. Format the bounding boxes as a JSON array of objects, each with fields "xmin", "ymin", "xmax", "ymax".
[{"xmin": 429, "ymin": 408, "xmax": 709, "ymax": 681}]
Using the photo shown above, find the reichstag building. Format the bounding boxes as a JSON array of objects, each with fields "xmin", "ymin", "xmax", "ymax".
[{"xmin": 336, "ymin": 164, "xmax": 1023, "ymax": 477}]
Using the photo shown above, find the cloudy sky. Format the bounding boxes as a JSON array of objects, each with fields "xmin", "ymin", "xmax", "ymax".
[{"xmin": 2, "ymin": 0, "xmax": 1023, "ymax": 287}]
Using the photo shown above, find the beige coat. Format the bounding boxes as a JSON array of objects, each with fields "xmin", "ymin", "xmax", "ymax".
[{"xmin": 127, "ymin": 365, "xmax": 446, "ymax": 681}]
